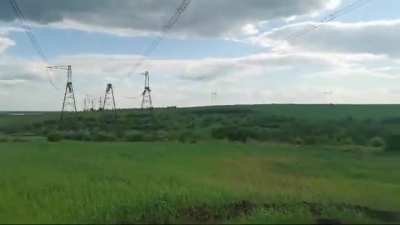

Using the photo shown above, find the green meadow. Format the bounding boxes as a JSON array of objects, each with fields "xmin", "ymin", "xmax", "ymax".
[
  {"xmin": 0, "ymin": 105, "xmax": 400, "ymax": 224},
  {"xmin": 0, "ymin": 141, "xmax": 399, "ymax": 224}
]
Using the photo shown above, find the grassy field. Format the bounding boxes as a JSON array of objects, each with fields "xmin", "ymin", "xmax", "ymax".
[
  {"xmin": 1, "ymin": 140, "xmax": 399, "ymax": 224},
  {"xmin": 1, "ymin": 104, "xmax": 400, "ymax": 224}
]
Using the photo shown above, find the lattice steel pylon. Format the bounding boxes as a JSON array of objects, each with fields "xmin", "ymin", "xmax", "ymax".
[
  {"xmin": 98, "ymin": 96, "xmax": 103, "ymax": 111},
  {"xmin": 83, "ymin": 95, "xmax": 88, "ymax": 112},
  {"xmin": 103, "ymin": 83, "xmax": 117, "ymax": 114},
  {"xmin": 211, "ymin": 91, "xmax": 217, "ymax": 105},
  {"xmin": 90, "ymin": 95, "xmax": 95, "ymax": 111},
  {"xmin": 140, "ymin": 71, "xmax": 153, "ymax": 109},
  {"xmin": 48, "ymin": 65, "xmax": 77, "ymax": 120},
  {"xmin": 83, "ymin": 95, "xmax": 92, "ymax": 112}
]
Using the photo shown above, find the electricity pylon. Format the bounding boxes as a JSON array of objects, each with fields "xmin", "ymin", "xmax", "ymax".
[
  {"xmin": 98, "ymin": 96, "xmax": 103, "ymax": 111},
  {"xmin": 90, "ymin": 96, "xmax": 95, "ymax": 111},
  {"xmin": 140, "ymin": 71, "xmax": 153, "ymax": 109},
  {"xmin": 48, "ymin": 65, "xmax": 77, "ymax": 120},
  {"xmin": 83, "ymin": 95, "xmax": 93, "ymax": 112},
  {"xmin": 211, "ymin": 91, "xmax": 217, "ymax": 105},
  {"xmin": 103, "ymin": 83, "xmax": 117, "ymax": 114},
  {"xmin": 323, "ymin": 91, "xmax": 334, "ymax": 105},
  {"xmin": 83, "ymin": 95, "xmax": 88, "ymax": 112}
]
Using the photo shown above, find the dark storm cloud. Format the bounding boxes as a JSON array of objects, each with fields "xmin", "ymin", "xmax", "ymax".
[{"xmin": 0, "ymin": 0, "xmax": 335, "ymax": 37}]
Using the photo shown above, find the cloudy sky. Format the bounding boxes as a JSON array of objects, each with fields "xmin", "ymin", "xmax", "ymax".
[{"xmin": 0, "ymin": 0, "xmax": 399, "ymax": 111}]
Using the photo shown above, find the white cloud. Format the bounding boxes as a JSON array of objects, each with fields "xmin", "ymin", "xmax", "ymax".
[
  {"xmin": 0, "ymin": 35, "xmax": 14, "ymax": 54},
  {"xmin": 2, "ymin": 47, "xmax": 400, "ymax": 110},
  {"xmin": 0, "ymin": 55, "xmax": 51, "ymax": 83},
  {"xmin": 252, "ymin": 20, "xmax": 400, "ymax": 58},
  {"xmin": 325, "ymin": 0, "xmax": 341, "ymax": 10},
  {"xmin": 0, "ymin": 79, "xmax": 26, "ymax": 86},
  {"xmin": 242, "ymin": 24, "xmax": 260, "ymax": 36}
]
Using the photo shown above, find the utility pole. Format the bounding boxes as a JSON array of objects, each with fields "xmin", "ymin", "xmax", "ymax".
[
  {"xmin": 90, "ymin": 96, "xmax": 95, "ymax": 111},
  {"xmin": 83, "ymin": 95, "xmax": 88, "ymax": 112},
  {"xmin": 211, "ymin": 91, "xmax": 217, "ymax": 105},
  {"xmin": 140, "ymin": 71, "xmax": 153, "ymax": 109},
  {"xmin": 103, "ymin": 83, "xmax": 117, "ymax": 115},
  {"xmin": 83, "ymin": 95, "xmax": 92, "ymax": 112},
  {"xmin": 48, "ymin": 65, "xmax": 77, "ymax": 120},
  {"xmin": 98, "ymin": 96, "xmax": 103, "ymax": 111},
  {"xmin": 323, "ymin": 91, "xmax": 334, "ymax": 105}
]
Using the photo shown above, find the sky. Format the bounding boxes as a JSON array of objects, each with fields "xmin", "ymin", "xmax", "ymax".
[{"xmin": 0, "ymin": 0, "xmax": 400, "ymax": 111}]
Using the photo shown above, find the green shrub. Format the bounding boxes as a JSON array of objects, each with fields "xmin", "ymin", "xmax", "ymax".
[
  {"xmin": 369, "ymin": 136, "xmax": 385, "ymax": 148},
  {"xmin": 0, "ymin": 136, "xmax": 9, "ymax": 143},
  {"xmin": 78, "ymin": 130, "xmax": 93, "ymax": 141},
  {"xmin": 304, "ymin": 136, "xmax": 317, "ymax": 145},
  {"xmin": 211, "ymin": 127, "xmax": 228, "ymax": 140},
  {"xmin": 62, "ymin": 130, "xmax": 92, "ymax": 141},
  {"xmin": 212, "ymin": 127, "xmax": 256, "ymax": 143},
  {"xmin": 92, "ymin": 132, "xmax": 117, "ymax": 142},
  {"xmin": 226, "ymin": 128, "xmax": 250, "ymax": 143},
  {"xmin": 385, "ymin": 134, "xmax": 400, "ymax": 151},
  {"xmin": 293, "ymin": 137, "xmax": 304, "ymax": 146},
  {"xmin": 1, "ymin": 126, "xmax": 20, "ymax": 134},
  {"xmin": 124, "ymin": 130, "xmax": 146, "ymax": 142},
  {"xmin": 12, "ymin": 138, "xmax": 29, "ymax": 143},
  {"xmin": 340, "ymin": 137, "xmax": 354, "ymax": 145},
  {"xmin": 155, "ymin": 130, "xmax": 169, "ymax": 141},
  {"xmin": 178, "ymin": 132, "xmax": 197, "ymax": 143},
  {"xmin": 47, "ymin": 132, "xmax": 63, "ymax": 142}
]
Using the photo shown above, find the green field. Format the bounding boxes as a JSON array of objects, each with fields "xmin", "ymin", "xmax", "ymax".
[
  {"xmin": 1, "ymin": 105, "xmax": 400, "ymax": 224},
  {"xmin": 1, "ymin": 141, "xmax": 400, "ymax": 224}
]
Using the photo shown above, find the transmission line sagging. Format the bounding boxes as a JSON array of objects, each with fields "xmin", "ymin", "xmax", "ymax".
[
  {"xmin": 131, "ymin": 0, "xmax": 192, "ymax": 73},
  {"xmin": 8, "ymin": 0, "xmax": 58, "ymax": 90},
  {"xmin": 285, "ymin": 0, "xmax": 372, "ymax": 42}
]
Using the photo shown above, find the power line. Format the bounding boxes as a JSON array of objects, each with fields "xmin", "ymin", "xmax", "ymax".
[
  {"xmin": 130, "ymin": 0, "xmax": 192, "ymax": 75},
  {"xmin": 285, "ymin": 0, "xmax": 372, "ymax": 43},
  {"xmin": 8, "ymin": 0, "xmax": 58, "ymax": 90}
]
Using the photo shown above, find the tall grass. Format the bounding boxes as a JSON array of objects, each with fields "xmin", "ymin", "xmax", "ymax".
[{"xmin": 0, "ymin": 141, "xmax": 399, "ymax": 223}]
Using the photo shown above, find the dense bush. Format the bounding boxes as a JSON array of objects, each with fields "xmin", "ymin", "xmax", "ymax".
[
  {"xmin": 227, "ymin": 128, "xmax": 252, "ymax": 143},
  {"xmin": 92, "ymin": 131, "xmax": 117, "ymax": 142},
  {"xmin": 212, "ymin": 127, "xmax": 256, "ymax": 143},
  {"xmin": 338, "ymin": 136, "xmax": 354, "ymax": 145},
  {"xmin": 385, "ymin": 134, "xmax": 400, "ymax": 151},
  {"xmin": 0, "ymin": 136, "xmax": 9, "ymax": 143},
  {"xmin": 293, "ymin": 137, "xmax": 305, "ymax": 146},
  {"xmin": 369, "ymin": 136, "xmax": 385, "ymax": 148},
  {"xmin": 155, "ymin": 130, "xmax": 170, "ymax": 141},
  {"xmin": 211, "ymin": 127, "xmax": 227, "ymax": 140},
  {"xmin": 47, "ymin": 132, "xmax": 63, "ymax": 142},
  {"xmin": 1, "ymin": 126, "xmax": 21, "ymax": 134},
  {"xmin": 178, "ymin": 131, "xmax": 197, "ymax": 143},
  {"xmin": 63, "ymin": 130, "xmax": 92, "ymax": 141},
  {"xmin": 7, "ymin": 106, "xmax": 400, "ymax": 147},
  {"xmin": 303, "ymin": 136, "xmax": 317, "ymax": 145},
  {"xmin": 124, "ymin": 130, "xmax": 146, "ymax": 142}
]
